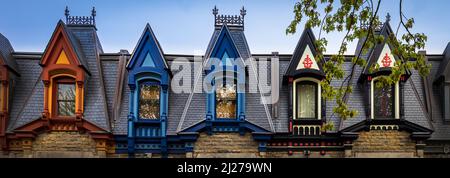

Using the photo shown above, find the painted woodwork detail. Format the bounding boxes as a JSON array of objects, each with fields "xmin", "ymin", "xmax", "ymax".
[
  {"xmin": 376, "ymin": 44, "xmax": 395, "ymax": 68},
  {"xmin": 0, "ymin": 65, "xmax": 9, "ymax": 150},
  {"xmin": 40, "ymin": 22, "xmax": 86, "ymax": 121},
  {"xmin": 296, "ymin": 45, "xmax": 319, "ymax": 70}
]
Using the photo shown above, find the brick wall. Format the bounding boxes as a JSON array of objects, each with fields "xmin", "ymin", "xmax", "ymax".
[
  {"xmin": 352, "ymin": 130, "xmax": 417, "ymax": 158},
  {"xmin": 30, "ymin": 131, "xmax": 99, "ymax": 158},
  {"xmin": 192, "ymin": 132, "xmax": 261, "ymax": 158}
]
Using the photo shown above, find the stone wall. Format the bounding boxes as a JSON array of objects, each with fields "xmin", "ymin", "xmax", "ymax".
[
  {"xmin": 192, "ymin": 132, "xmax": 261, "ymax": 158},
  {"xmin": 29, "ymin": 131, "xmax": 99, "ymax": 158},
  {"xmin": 351, "ymin": 130, "xmax": 417, "ymax": 158}
]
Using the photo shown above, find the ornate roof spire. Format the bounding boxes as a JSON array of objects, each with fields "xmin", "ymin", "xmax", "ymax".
[
  {"xmin": 64, "ymin": 6, "xmax": 97, "ymax": 28},
  {"xmin": 212, "ymin": 6, "xmax": 218, "ymax": 16},
  {"xmin": 386, "ymin": 13, "xmax": 391, "ymax": 23},
  {"xmin": 213, "ymin": 6, "xmax": 246, "ymax": 30}
]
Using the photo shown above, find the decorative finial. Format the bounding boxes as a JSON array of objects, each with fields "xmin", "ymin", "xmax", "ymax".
[
  {"xmin": 212, "ymin": 6, "xmax": 218, "ymax": 16},
  {"xmin": 386, "ymin": 13, "xmax": 391, "ymax": 23},
  {"xmin": 240, "ymin": 6, "xmax": 246, "ymax": 17},
  {"xmin": 65, "ymin": 6, "xmax": 70, "ymax": 18},
  {"xmin": 91, "ymin": 7, "xmax": 96, "ymax": 17}
]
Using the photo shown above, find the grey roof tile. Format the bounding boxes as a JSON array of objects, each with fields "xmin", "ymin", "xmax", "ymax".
[
  {"xmin": 7, "ymin": 58, "xmax": 43, "ymax": 131},
  {"xmin": 68, "ymin": 27, "xmax": 110, "ymax": 131},
  {"xmin": 0, "ymin": 33, "xmax": 18, "ymax": 73}
]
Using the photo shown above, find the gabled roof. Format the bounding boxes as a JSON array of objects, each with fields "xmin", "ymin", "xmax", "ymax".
[
  {"xmin": 284, "ymin": 28, "xmax": 324, "ymax": 78},
  {"xmin": 434, "ymin": 43, "xmax": 450, "ymax": 82},
  {"xmin": 127, "ymin": 23, "xmax": 168, "ymax": 70},
  {"xmin": 0, "ymin": 33, "xmax": 19, "ymax": 74},
  {"xmin": 40, "ymin": 20, "xmax": 89, "ymax": 73},
  {"xmin": 361, "ymin": 22, "xmax": 398, "ymax": 75},
  {"xmin": 8, "ymin": 20, "xmax": 111, "ymax": 132}
]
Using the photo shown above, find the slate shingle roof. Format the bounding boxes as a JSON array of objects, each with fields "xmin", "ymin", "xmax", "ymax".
[
  {"xmin": 0, "ymin": 33, "xmax": 18, "ymax": 73},
  {"xmin": 68, "ymin": 27, "xmax": 110, "ymax": 131},
  {"xmin": 7, "ymin": 58, "xmax": 43, "ymax": 131},
  {"xmin": 427, "ymin": 60, "xmax": 450, "ymax": 140}
]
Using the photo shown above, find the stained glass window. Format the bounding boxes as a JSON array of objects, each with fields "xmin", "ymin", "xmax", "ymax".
[
  {"xmin": 139, "ymin": 83, "xmax": 160, "ymax": 119},
  {"xmin": 57, "ymin": 83, "xmax": 76, "ymax": 116},
  {"xmin": 216, "ymin": 83, "xmax": 237, "ymax": 119},
  {"xmin": 296, "ymin": 81, "xmax": 317, "ymax": 119},
  {"xmin": 374, "ymin": 81, "xmax": 395, "ymax": 118}
]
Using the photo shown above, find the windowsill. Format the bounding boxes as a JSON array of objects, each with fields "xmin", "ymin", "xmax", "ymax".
[
  {"xmin": 51, "ymin": 116, "xmax": 77, "ymax": 120},
  {"xmin": 135, "ymin": 119, "xmax": 162, "ymax": 124},
  {"xmin": 214, "ymin": 118, "xmax": 239, "ymax": 122},
  {"xmin": 292, "ymin": 119, "xmax": 323, "ymax": 125}
]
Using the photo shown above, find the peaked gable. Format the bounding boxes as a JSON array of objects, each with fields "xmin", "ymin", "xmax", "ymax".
[
  {"xmin": 40, "ymin": 20, "xmax": 87, "ymax": 70},
  {"xmin": 127, "ymin": 24, "xmax": 168, "ymax": 70},
  {"xmin": 362, "ymin": 22, "xmax": 400, "ymax": 74},
  {"xmin": 285, "ymin": 28, "xmax": 324, "ymax": 78},
  {"xmin": 206, "ymin": 24, "xmax": 242, "ymax": 67}
]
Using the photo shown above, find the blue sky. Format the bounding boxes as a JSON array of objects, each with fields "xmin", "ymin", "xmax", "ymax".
[{"xmin": 0, "ymin": 0, "xmax": 449, "ymax": 55}]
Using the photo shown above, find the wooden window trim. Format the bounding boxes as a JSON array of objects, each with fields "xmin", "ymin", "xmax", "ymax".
[
  {"xmin": 52, "ymin": 77, "xmax": 76, "ymax": 119},
  {"xmin": 295, "ymin": 81, "xmax": 318, "ymax": 120}
]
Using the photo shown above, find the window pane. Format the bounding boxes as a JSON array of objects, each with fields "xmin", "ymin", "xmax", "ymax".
[
  {"xmin": 374, "ymin": 82, "xmax": 394, "ymax": 118},
  {"xmin": 58, "ymin": 101, "xmax": 75, "ymax": 116},
  {"xmin": 139, "ymin": 84, "xmax": 160, "ymax": 119},
  {"xmin": 296, "ymin": 82, "xmax": 316, "ymax": 119},
  {"xmin": 216, "ymin": 83, "xmax": 236, "ymax": 118},
  {"xmin": 57, "ymin": 84, "xmax": 75, "ymax": 116}
]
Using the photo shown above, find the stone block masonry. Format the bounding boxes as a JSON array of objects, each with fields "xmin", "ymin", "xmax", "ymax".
[
  {"xmin": 30, "ymin": 131, "xmax": 98, "ymax": 158},
  {"xmin": 193, "ymin": 132, "xmax": 261, "ymax": 158},
  {"xmin": 352, "ymin": 130, "xmax": 417, "ymax": 158}
]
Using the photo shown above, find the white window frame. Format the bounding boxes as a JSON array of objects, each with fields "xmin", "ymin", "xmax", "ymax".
[
  {"xmin": 370, "ymin": 77, "xmax": 400, "ymax": 119},
  {"xmin": 293, "ymin": 77, "xmax": 321, "ymax": 120}
]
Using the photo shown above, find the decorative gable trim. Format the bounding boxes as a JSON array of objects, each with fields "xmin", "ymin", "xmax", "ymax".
[
  {"xmin": 204, "ymin": 24, "xmax": 246, "ymax": 129},
  {"xmin": 296, "ymin": 45, "xmax": 320, "ymax": 70},
  {"xmin": 284, "ymin": 28, "xmax": 325, "ymax": 82},
  {"xmin": 126, "ymin": 24, "xmax": 170, "ymax": 157},
  {"xmin": 376, "ymin": 44, "xmax": 395, "ymax": 68}
]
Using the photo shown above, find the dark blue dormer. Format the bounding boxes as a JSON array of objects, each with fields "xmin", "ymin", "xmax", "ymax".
[
  {"xmin": 204, "ymin": 24, "xmax": 247, "ymax": 133},
  {"xmin": 126, "ymin": 24, "xmax": 170, "ymax": 156}
]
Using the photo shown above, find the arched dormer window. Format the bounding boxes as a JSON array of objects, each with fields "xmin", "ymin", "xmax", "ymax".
[
  {"xmin": 40, "ymin": 21, "xmax": 88, "ymax": 120},
  {"xmin": 204, "ymin": 25, "xmax": 246, "ymax": 123},
  {"xmin": 126, "ymin": 24, "xmax": 170, "ymax": 156},
  {"xmin": 284, "ymin": 28, "xmax": 326, "ymax": 136},
  {"xmin": 362, "ymin": 42, "xmax": 405, "ymax": 120}
]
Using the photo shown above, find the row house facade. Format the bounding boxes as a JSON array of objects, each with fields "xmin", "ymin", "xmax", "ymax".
[{"xmin": 0, "ymin": 7, "xmax": 449, "ymax": 158}]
